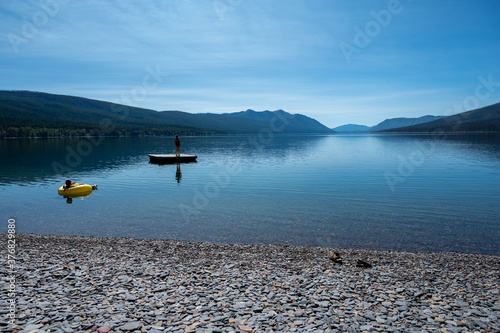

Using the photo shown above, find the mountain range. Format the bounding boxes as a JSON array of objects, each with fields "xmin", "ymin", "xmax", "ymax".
[
  {"xmin": 333, "ymin": 115, "xmax": 445, "ymax": 132},
  {"xmin": 1, "ymin": 90, "xmax": 499, "ymax": 137},
  {"xmin": 0, "ymin": 91, "xmax": 332, "ymax": 137},
  {"xmin": 334, "ymin": 103, "xmax": 500, "ymax": 133},
  {"xmin": 331, "ymin": 124, "xmax": 371, "ymax": 132},
  {"xmin": 381, "ymin": 102, "xmax": 500, "ymax": 133}
]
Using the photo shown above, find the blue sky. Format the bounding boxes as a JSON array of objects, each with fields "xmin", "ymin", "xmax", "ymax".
[{"xmin": 1, "ymin": 0, "xmax": 499, "ymax": 127}]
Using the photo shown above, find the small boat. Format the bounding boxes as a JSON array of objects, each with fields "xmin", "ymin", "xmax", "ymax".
[
  {"xmin": 58, "ymin": 183, "xmax": 97, "ymax": 197},
  {"xmin": 62, "ymin": 190, "xmax": 93, "ymax": 199},
  {"xmin": 149, "ymin": 154, "xmax": 197, "ymax": 164}
]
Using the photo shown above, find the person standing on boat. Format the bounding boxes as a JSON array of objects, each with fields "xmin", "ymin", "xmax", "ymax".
[{"xmin": 174, "ymin": 134, "xmax": 181, "ymax": 156}]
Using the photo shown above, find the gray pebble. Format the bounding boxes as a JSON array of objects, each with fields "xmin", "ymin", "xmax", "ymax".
[{"xmin": 4, "ymin": 234, "xmax": 499, "ymax": 333}]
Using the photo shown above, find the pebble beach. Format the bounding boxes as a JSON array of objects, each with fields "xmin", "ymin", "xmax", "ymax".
[{"xmin": 1, "ymin": 234, "xmax": 499, "ymax": 333}]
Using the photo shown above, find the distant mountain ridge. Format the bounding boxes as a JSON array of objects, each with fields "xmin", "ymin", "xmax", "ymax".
[
  {"xmin": 3, "ymin": 90, "xmax": 497, "ymax": 138},
  {"xmin": 332, "ymin": 124, "xmax": 371, "ymax": 132},
  {"xmin": 334, "ymin": 104, "xmax": 500, "ymax": 133},
  {"xmin": 381, "ymin": 102, "xmax": 500, "ymax": 133},
  {"xmin": 0, "ymin": 90, "xmax": 333, "ymax": 137},
  {"xmin": 224, "ymin": 109, "xmax": 332, "ymax": 133},
  {"xmin": 333, "ymin": 115, "xmax": 445, "ymax": 132},
  {"xmin": 369, "ymin": 115, "xmax": 445, "ymax": 132}
]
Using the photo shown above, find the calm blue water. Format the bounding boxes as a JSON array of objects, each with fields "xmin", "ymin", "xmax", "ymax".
[{"xmin": 1, "ymin": 134, "xmax": 499, "ymax": 254}]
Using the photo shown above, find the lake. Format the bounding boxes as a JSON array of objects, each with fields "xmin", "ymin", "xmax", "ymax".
[{"xmin": 1, "ymin": 134, "xmax": 499, "ymax": 254}]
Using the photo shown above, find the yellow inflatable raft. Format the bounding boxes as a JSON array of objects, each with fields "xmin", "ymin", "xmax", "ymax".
[{"xmin": 58, "ymin": 183, "xmax": 95, "ymax": 197}]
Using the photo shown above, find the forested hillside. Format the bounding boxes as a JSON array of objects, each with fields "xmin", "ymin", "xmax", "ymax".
[
  {"xmin": 0, "ymin": 91, "xmax": 333, "ymax": 138},
  {"xmin": 0, "ymin": 91, "xmax": 214, "ymax": 137},
  {"xmin": 382, "ymin": 103, "xmax": 500, "ymax": 133}
]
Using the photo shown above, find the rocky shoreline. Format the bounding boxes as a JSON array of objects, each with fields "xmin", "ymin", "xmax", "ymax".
[{"xmin": 1, "ymin": 234, "xmax": 498, "ymax": 332}]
